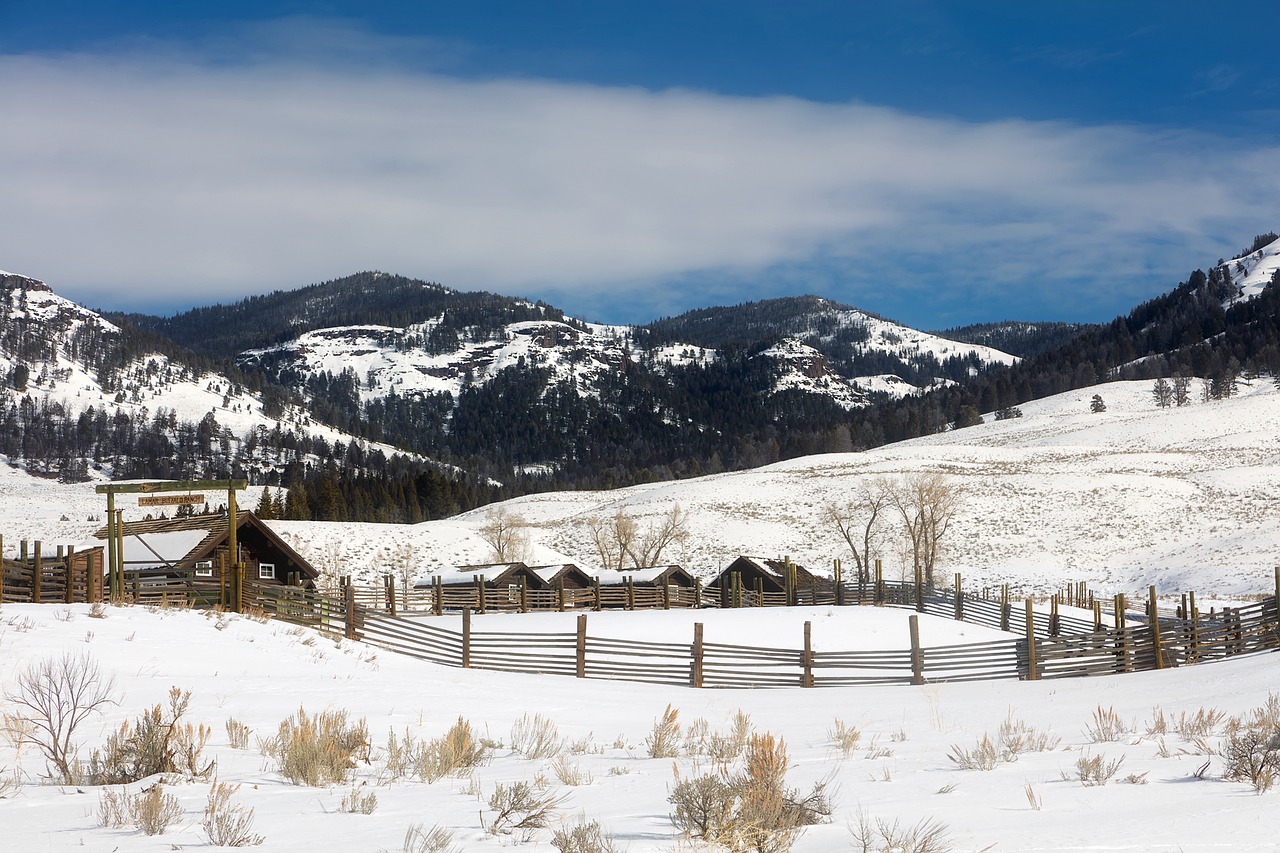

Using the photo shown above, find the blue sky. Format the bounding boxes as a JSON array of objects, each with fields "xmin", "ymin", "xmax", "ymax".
[{"xmin": 1, "ymin": 2, "xmax": 1278, "ymax": 330}]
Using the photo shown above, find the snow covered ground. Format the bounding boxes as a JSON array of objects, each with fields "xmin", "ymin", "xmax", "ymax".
[{"xmin": 1, "ymin": 602, "xmax": 1278, "ymax": 852}]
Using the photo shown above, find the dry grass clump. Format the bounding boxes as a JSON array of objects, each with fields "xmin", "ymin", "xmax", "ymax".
[
  {"xmin": 341, "ymin": 785, "xmax": 379, "ymax": 814},
  {"xmin": 260, "ymin": 707, "xmax": 370, "ymax": 787},
  {"xmin": 98, "ymin": 783, "xmax": 183, "ymax": 835},
  {"xmin": 828, "ymin": 718, "xmax": 861, "ymax": 757},
  {"xmin": 381, "ymin": 717, "xmax": 492, "ymax": 784},
  {"xmin": 1070, "ymin": 751, "xmax": 1126, "ymax": 786},
  {"xmin": 551, "ymin": 755, "xmax": 593, "ymax": 786},
  {"xmin": 1177, "ymin": 707, "xmax": 1227, "ymax": 740},
  {"xmin": 203, "ymin": 777, "xmax": 264, "ymax": 847},
  {"xmin": 1221, "ymin": 693, "xmax": 1280, "ymax": 793},
  {"xmin": 552, "ymin": 817, "xmax": 623, "ymax": 853},
  {"xmin": 90, "ymin": 686, "xmax": 212, "ymax": 784},
  {"xmin": 850, "ymin": 810, "xmax": 951, "ymax": 853},
  {"xmin": 482, "ymin": 780, "xmax": 568, "ymax": 840},
  {"xmin": 669, "ymin": 732, "xmax": 833, "ymax": 853},
  {"xmin": 1085, "ymin": 706, "xmax": 1133, "ymax": 743},
  {"xmin": 226, "ymin": 718, "xmax": 253, "ymax": 750},
  {"xmin": 948, "ymin": 713, "xmax": 1060, "ymax": 771},
  {"xmin": 683, "ymin": 710, "xmax": 754, "ymax": 766},
  {"xmin": 401, "ymin": 822, "xmax": 458, "ymax": 853},
  {"xmin": 511, "ymin": 712, "xmax": 563, "ymax": 760},
  {"xmin": 647, "ymin": 704, "xmax": 682, "ymax": 759}
]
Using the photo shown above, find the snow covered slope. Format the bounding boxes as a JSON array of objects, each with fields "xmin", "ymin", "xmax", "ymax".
[
  {"xmin": 1224, "ymin": 233, "xmax": 1280, "ymax": 306},
  {"xmin": 251, "ymin": 379, "xmax": 1280, "ymax": 597}
]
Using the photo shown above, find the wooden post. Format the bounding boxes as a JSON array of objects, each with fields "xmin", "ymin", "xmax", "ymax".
[
  {"xmin": 908, "ymin": 615, "xmax": 924, "ymax": 685},
  {"xmin": 834, "ymin": 559, "xmax": 843, "ymax": 606},
  {"xmin": 1114, "ymin": 593, "xmax": 1129, "ymax": 672},
  {"xmin": 626, "ymin": 576, "xmax": 634, "ymax": 611},
  {"xmin": 65, "ymin": 545, "xmax": 76, "ymax": 604},
  {"xmin": 593, "ymin": 577, "xmax": 602, "ymax": 611},
  {"xmin": 691, "ymin": 622, "xmax": 704, "ymax": 688},
  {"xmin": 519, "ymin": 576, "xmax": 528, "ymax": 613},
  {"xmin": 387, "ymin": 576, "xmax": 397, "ymax": 617},
  {"xmin": 1149, "ymin": 585, "xmax": 1164, "ymax": 669},
  {"xmin": 954, "ymin": 572, "xmax": 963, "ymax": 621},
  {"xmin": 1049, "ymin": 594, "xmax": 1060, "ymax": 636},
  {"xmin": 32, "ymin": 541, "xmax": 42, "ymax": 604},
  {"xmin": 1000, "ymin": 584, "xmax": 1010, "ymax": 632},
  {"xmin": 558, "ymin": 579, "xmax": 566, "ymax": 612},
  {"xmin": 694, "ymin": 578, "xmax": 703, "ymax": 609},
  {"xmin": 1274, "ymin": 567, "xmax": 1280, "ymax": 628},
  {"xmin": 105, "ymin": 490, "xmax": 116, "ymax": 602},
  {"xmin": 802, "ymin": 620, "xmax": 814, "ymax": 688},
  {"xmin": 1093, "ymin": 600, "xmax": 1102, "ymax": 633},
  {"xmin": 755, "ymin": 577, "xmax": 764, "ymax": 607},
  {"xmin": 663, "ymin": 578, "xmax": 671, "ymax": 610},
  {"xmin": 344, "ymin": 581, "xmax": 356, "ymax": 640},
  {"xmin": 576, "ymin": 614, "xmax": 587, "ymax": 678},
  {"xmin": 1024, "ymin": 598, "xmax": 1038, "ymax": 681},
  {"xmin": 1187, "ymin": 591, "xmax": 1198, "ymax": 664},
  {"xmin": 914, "ymin": 564, "xmax": 924, "ymax": 612},
  {"xmin": 0, "ymin": 534, "xmax": 4, "ymax": 603},
  {"xmin": 874, "ymin": 559, "xmax": 883, "ymax": 604},
  {"xmin": 476, "ymin": 575, "xmax": 487, "ymax": 615},
  {"xmin": 783, "ymin": 558, "xmax": 793, "ymax": 607},
  {"xmin": 461, "ymin": 608, "xmax": 471, "ymax": 668},
  {"xmin": 85, "ymin": 551, "xmax": 97, "ymax": 603}
]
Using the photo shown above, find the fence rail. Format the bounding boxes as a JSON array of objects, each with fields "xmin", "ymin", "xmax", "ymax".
[{"xmin": 238, "ymin": 578, "xmax": 1280, "ymax": 689}]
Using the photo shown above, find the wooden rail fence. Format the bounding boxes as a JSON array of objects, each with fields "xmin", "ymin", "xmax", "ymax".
[{"xmin": 234, "ymin": 577, "xmax": 1280, "ymax": 689}]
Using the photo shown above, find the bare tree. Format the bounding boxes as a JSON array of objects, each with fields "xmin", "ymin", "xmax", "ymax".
[
  {"xmin": 585, "ymin": 508, "xmax": 637, "ymax": 571},
  {"xmin": 585, "ymin": 505, "xmax": 689, "ymax": 570},
  {"xmin": 4, "ymin": 652, "xmax": 117, "ymax": 783},
  {"xmin": 824, "ymin": 478, "xmax": 892, "ymax": 582},
  {"xmin": 390, "ymin": 543, "xmax": 419, "ymax": 608},
  {"xmin": 889, "ymin": 472, "xmax": 963, "ymax": 587},
  {"xmin": 628, "ymin": 504, "xmax": 690, "ymax": 568},
  {"xmin": 477, "ymin": 506, "xmax": 533, "ymax": 563}
]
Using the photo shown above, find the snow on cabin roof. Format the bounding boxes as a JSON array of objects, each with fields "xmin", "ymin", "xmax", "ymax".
[
  {"xmin": 106, "ymin": 529, "xmax": 210, "ymax": 570},
  {"xmin": 616, "ymin": 566, "xmax": 679, "ymax": 583}
]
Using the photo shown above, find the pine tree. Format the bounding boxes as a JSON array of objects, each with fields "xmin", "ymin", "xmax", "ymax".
[
  {"xmin": 1152, "ymin": 378, "xmax": 1173, "ymax": 408},
  {"xmin": 1090, "ymin": 394, "xmax": 1106, "ymax": 413},
  {"xmin": 255, "ymin": 486, "xmax": 275, "ymax": 519}
]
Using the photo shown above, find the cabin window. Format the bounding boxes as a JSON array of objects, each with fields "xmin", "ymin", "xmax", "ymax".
[
  {"xmin": 194, "ymin": 561, "xmax": 213, "ymax": 578},
  {"xmin": 508, "ymin": 583, "xmax": 520, "ymax": 602},
  {"xmin": 258, "ymin": 562, "xmax": 276, "ymax": 581}
]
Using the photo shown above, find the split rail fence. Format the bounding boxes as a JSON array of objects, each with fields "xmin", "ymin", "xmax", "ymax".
[
  {"xmin": 242, "ymin": 573, "xmax": 1280, "ymax": 689},
  {"xmin": 6, "ymin": 531, "xmax": 1278, "ymax": 688}
]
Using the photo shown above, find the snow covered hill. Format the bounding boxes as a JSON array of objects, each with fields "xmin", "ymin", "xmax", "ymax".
[
  {"xmin": 269, "ymin": 378, "xmax": 1280, "ymax": 597},
  {"xmin": 1224, "ymin": 232, "xmax": 1280, "ymax": 306}
]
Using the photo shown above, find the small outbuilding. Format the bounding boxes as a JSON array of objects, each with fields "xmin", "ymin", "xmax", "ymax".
[
  {"xmin": 707, "ymin": 556, "xmax": 831, "ymax": 606},
  {"xmin": 87, "ymin": 510, "xmax": 318, "ymax": 588}
]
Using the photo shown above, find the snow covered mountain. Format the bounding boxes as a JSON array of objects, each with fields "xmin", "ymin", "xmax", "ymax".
[{"xmin": 0, "ymin": 270, "xmax": 440, "ymax": 486}]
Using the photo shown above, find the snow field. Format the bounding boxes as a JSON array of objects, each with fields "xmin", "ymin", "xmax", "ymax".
[{"xmin": 2, "ymin": 602, "xmax": 1279, "ymax": 852}]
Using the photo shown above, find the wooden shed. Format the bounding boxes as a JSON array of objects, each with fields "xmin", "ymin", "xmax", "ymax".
[
  {"xmin": 88, "ymin": 510, "xmax": 318, "ymax": 588},
  {"xmin": 599, "ymin": 564, "xmax": 699, "ymax": 609},
  {"xmin": 528, "ymin": 563, "xmax": 595, "ymax": 590},
  {"xmin": 708, "ymin": 556, "xmax": 830, "ymax": 606}
]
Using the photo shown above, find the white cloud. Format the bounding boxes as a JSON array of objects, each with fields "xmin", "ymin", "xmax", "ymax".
[{"xmin": 1, "ymin": 30, "xmax": 1278, "ymax": 322}]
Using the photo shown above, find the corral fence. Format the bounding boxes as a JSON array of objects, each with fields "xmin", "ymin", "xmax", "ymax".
[
  {"xmin": 6, "ymin": 530, "xmax": 1279, "ymax": 688},
  {"xmin": 240, "ymin": 571, "xmax": 1280, "ymax": 689}
]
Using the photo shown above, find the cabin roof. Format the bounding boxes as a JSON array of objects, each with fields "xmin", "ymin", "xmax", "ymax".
[{"xmin": 86, "ymin": 511, "xmax": 318, "ymax": 579}]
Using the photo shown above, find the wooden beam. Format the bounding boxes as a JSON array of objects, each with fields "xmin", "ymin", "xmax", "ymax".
[{"xmin": 96, "ymin": 479, "xmax": 247, "ymax": 495}]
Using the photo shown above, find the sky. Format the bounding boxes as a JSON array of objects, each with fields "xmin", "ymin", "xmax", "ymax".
[{"xmin": 1, "ymin": 2, "xmax": 1279, "ymax": 330}]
